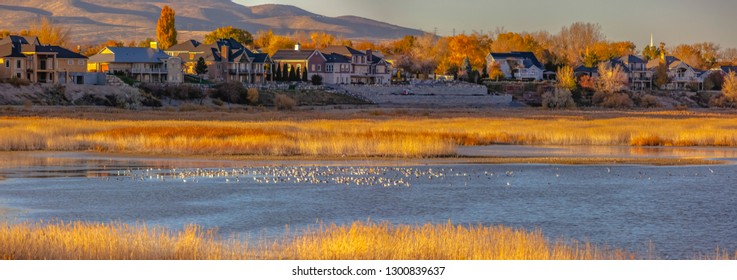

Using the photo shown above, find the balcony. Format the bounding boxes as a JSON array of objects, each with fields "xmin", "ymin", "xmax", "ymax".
[
  {"xmin": 228, "ymin": 69, "xmax": 251, "ymax": 75},
  {"xmin": 131, "ymin": 68, "xmax": 167, "ymax": 74}
]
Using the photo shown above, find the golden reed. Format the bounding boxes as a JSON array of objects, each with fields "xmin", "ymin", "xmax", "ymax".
[
  {"xmin": 0, "ymin": 221, "xmax": 643, "ymax": 260},
  {"xmin": 1, "ymin": 116, "xmax": 737, "ymax": 157}
]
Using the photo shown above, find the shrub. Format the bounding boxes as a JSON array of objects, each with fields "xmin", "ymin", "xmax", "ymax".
[
  {"xmin": 2, "ymin": 77, "xmax": 31, "ymax": 87},
  {"xmin": 542, "ymin": 88, "xmax": 576, "ymax": 109},
  {"xmin": 703, "ymin": 71, "xmax": 725, "ymax": 91},
  {"xmin": 274, "ymin": 93, "xmax": 296, "ymax": 110},
  {"xmin": 212, "ymin": 98, "xmax": 224, "ymax": 106},
  {"xmin": 311, "ymin": 74, "xmax": 323, "ymax": 86},
  {"xmin": 211, "ymin": 82, "xmax": 246, "ymax": 104},
  {"xmin": 639, "ymin": 94, "xmax": 660, "ymax": 108},
  {"xmin": 593, "ymin": 92, "xmax": 633, "ymax": 108},
  {"xmin": 247, "ymin": 88, "xmax": 259, "ymax": 105}
]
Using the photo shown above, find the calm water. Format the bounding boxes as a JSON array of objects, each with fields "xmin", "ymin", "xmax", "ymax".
[{"xmin": 1, "ymin": 149, "xmax": 736, "ymax": 259}]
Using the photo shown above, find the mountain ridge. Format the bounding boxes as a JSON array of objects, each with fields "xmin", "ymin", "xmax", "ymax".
[{"xmin": 0, "ymin": 0, "xmax": 425, "ymax": 45}]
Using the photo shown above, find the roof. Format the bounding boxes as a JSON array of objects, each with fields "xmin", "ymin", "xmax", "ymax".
[
  {"xmin": 646, "ymin": 56, "xmax": 685, "ymax": 70},
  {"xmin": 37, "ymin": 45, "xmax": 87, "ymax": 59},
  {"xmin": 88, "ymin": 47, "xmax": 170, "ymax": 63},
  {"xmin": 272, "ymin": 49, "xmax": 315, "ymax": 61},
  {"xmin": 253, "ymin": 53, "xmax": 270, "ymax": 63},
  {"xmin": 320, "ymin": 46, "xmax": 365, "ymax": 57},
  {"xmin": 616, "ymin": 55, "xmax": 646, "ymax": 65},
  {"xmin": 324, "ymin": 52, "xmax": 351, "ymax": 63},
  {"xmin": 489, "ymin": 52, "xmax": 543, "ymax": 69},
  {"xmin": 166, "ymin": 40, "xmax": 203, "ymax": 52},
  {"xmin": 573, "ymin": 66, "xmax": 597, "ymax": 73},
  {"xmin": 721, "ymin": 66, "xmax": 737, "ymax": 73},
  {"xmin": 0, "ymin": 35, "xmax": 39, "ymax": 46}
]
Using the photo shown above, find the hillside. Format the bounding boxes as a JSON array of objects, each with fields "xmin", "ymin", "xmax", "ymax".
[{"xmin": 0, "ymin": 0, "xmax": 425, "ymax": 44}]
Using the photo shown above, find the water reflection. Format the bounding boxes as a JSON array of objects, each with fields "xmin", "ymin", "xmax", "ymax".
[{"xmin": 459, "ymin": 145, "xmax": 737, "ymax": 160}]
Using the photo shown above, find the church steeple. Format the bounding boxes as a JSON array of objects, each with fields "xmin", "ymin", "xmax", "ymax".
[{"xmin": 650, "ymin": 33, "xmax": 654, "ymax": 48}]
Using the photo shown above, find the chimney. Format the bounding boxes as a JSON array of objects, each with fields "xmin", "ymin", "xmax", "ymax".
[
  {"xmin": 294, "ymin": 42, "xmax": 301, "ymax": 51},
  {"xmin": 221, "ymin": 44, "xmax": 230, "ymax": 62},
  {"xmin": 150, "ymin": 41, "xmax": 159, "ymax": 50}
]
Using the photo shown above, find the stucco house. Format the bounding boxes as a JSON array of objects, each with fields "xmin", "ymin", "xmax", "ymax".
[
  {"xmin": 0, "ymin": 35, "xmax": 90, "ymax": 84},
  {"xmin": 272, "ymin": 44, "xmax": 391, "ymax": 85},
  {"xmin": 166, "ymin": 38, "xmax": 272, "ymax": 83},
  {"xmin": 647, "ymin": 56, "xmax": 702, "ymax": 90}
]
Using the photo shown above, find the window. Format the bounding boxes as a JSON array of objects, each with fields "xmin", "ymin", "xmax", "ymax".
[
  {"xmin": 16, "ymin": 60, "xmax": 21, "ymax": 69},
  {"xmin": 317, "ymin": 65, "xmax": 321, "ymax": 72},
  {"xmin": 16, "ymin": 73, "xmax": 21, "ymax": 78},
  {"xmin": 5, "ymin": 60, "xmax": 9, "ymax": 68},
  {"xmin": 68, "ymin": 60, "xmax": 74, "ymax": 65},
  {"xmin": 79, "ymin": 59, "xmax": 84, "ymax": 65},
  {"xmin": 326, "ymin": 64, "xmax": 333, "ymax": 73},
  {"xmin": 311, "ymin": 64, "xmax": 315, "ymax": 72}
]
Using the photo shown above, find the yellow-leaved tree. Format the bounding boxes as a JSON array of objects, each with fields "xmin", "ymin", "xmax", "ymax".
[{"xmin": 156, "ymin": 5, "xmax": 177, "ymax": 49}]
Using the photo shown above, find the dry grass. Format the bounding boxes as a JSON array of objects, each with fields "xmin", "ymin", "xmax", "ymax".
[
  {"xmin": 1, "ymin": 115, "xmax": 737, "ymax": 157},
  {"xmin": 0, "ymin": 221, "xmax": 639, "ymax": 260}
]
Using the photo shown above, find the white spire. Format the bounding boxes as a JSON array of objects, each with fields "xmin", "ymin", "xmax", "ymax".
[{"xmin": 650, "ymin": 33, "xmax": 654, "ymax": 48}]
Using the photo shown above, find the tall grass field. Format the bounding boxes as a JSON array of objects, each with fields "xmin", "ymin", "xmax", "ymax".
[{"xmin": 2, "ymin": 116, "xmax": 737, "ymax": 157}]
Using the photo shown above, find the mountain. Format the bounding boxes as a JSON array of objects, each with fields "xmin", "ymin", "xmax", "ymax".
[{"xmin": 0, "ymin": 0, "xmax": 425, "ymax": 45}]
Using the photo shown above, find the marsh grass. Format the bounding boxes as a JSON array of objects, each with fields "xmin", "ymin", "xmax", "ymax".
[
  {"xmin": 1, "ymin": 116, "xmax": 737, "ymax": 157},
  {"xmin": 0, "ymin": 221, "xmax": 638, "ymax": 260}
]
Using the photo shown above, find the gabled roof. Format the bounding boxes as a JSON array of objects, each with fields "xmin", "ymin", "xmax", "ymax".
[
  {"xmin": 253, "ymin": 53, "xmax": 271, "ymax": 63},
  {"xmin": 646, "ymin": 56, "xmax": 687, "ymax": 70},
  {"xmin": 320, "ymin": 46, "xmax": 365, "ymax": 57},
  {"xmin": 488, "ymin": 52, "xmax": 543, "ymax": 69},
  {"xmin": 272, "ymin": 49, "xmax": 316, "ymax": 60},
  {"xmin": 0, "ymin": 35, "xmax": 39, "ymax": 46},
  {"xmin": 616, "ymin": 55, "xmax": 645, "ymax": 65},
  {"xmin": 573, "ymin": 65, "xmax": 597, "ymax": 74},
  {"xmin": 88, "ymin": 47, "xmax": 170, "ymax": 63},
  {"xmin": 166, "ymin": 40, "xmax": 203, "ymax": 52},
  {"xmin": 324, "ymin": 52, "xmax": 351, "ymax": 63}
]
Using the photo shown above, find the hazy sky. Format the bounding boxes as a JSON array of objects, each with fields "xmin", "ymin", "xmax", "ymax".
[{"xmin": 236, "ymin": 0, "xmax": 737, "ymax": 50}]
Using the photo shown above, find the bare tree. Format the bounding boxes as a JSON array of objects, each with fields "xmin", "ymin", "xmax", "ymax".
[
  {"xmin": 25, "ymin": 17, "xmax": 71, "ymax": 46},
  {"xmin": 555, "ymin": 22, "xmax": 605, "ymax": 66},
  {"xmin": 596, "ymin": 63, "xmax": 627, "ymax": 94}
]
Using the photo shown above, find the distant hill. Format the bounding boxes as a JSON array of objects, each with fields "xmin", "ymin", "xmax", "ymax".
[{"xmin": 0, "ymin": 0, "xmax": 426, "ymax": 45}]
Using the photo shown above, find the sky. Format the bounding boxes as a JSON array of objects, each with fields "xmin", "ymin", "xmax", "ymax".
[{"xmin": 236, "ymin": 0, "xmax": 737, "ymax": 50}]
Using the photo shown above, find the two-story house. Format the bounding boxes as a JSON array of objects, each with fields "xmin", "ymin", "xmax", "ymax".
[
  {"xmin": 271, "ymin": 44, "xmax": 391, "ymax": 85},
  {"xmin": 167, "ymin": 38, "xmax": 273, "ymax": 83},
  {"xmin": 646, "ymin": 55, "xmax": 702, "ymax": 90},
  {"xmin": 486, "ymin": 52, "xmax": 544, "ymax": 81},
  {"xmin": 0, "ymin": 35, "xmax": 89, "ymax": 84},
  {"xmin": 88, "ymin": 43, "xmax": 183, "ymax": 84},
  {"xmin": 613, "ymin": 55, "xmax": 651, "ymax": 90}
]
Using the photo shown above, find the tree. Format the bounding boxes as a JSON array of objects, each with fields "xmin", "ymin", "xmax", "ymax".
[
  {"xmin": 654, "ymin": 62, "xmax": 669, "ymax": 89},
  {"xmin": 723, "ymin": 72, "xmax": 737, "ymax": 102},
  {"xmin": 295, "ymin": 67, "xmax": 302, "ymax": 82},
  {"xmin": 25, "ymin": 17, "xmax": 71, "ymax": 47},
  {"xmin": 282, "ymin": 64, "xmax": 289, "ymax": 81},
  {"xmin": 542, "ymin": 88, "xmax": 576, "ymax": 109},
  {"xmin": 274, "ymin": 63, "xmax": 282, "ymax": 81},
  {"xmin": 556, "ymin": 65, "xmax": 576, "ymax": 91},
  {"xmin": 703, "ymin": 71, "xmax": 724, "ymax": 91},
  {"xmin": 289, "ymin": 65, "xmax": 297, "ymax": 81},
  {"xmin": 204, "ymin": 26, "xmax": 254, "ymax": 46},
  {"xmin": 195, "ymin": 57, "xmax": 208, "ymax": 75},
  {"xmin": 156, "ymin": 5, "xmax": 177, "ymax": 49},
  {"xmin": 461, "ymin": 56, "xmax": 472, "ymax": 82},
  {"xmin": 596, "ymin": 63, "xmax": 627, "ymax": 94},
  {"xmin": 311, "ymin": 74, "xmax": 323, "ymax": 85},
  {"xmin": 555, "ymin": 22, "xmax": 605, "ymax": 66},
  {"xmin": 642, "ymin": 45, "xmax": 660, "ymax": 61},
  {"xmin": 302, "ymin": 67, "xmax": 308, "ymax": 82}
]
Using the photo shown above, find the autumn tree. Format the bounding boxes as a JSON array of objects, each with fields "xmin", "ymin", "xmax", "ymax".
[
  {"xmin": 156, "ymin": 5, "xmax": 177, "ymax": 49},
  {"xmin": 24, "ymin": 17, "xmax": 71, "ymax": 47},
  {"xmin": 461, "ymin": 56, "xmax": 472, "ymax": 82},
  {"xmin": 596, "ymin": 63, "xmax": 627, "ymax": 94},
  {"xmin": 556, "ymin": 65, "xmax": 577, "ymax": 91},
  {"xmin": 653, "ymin": 62, "xmax": 669, "ymax": 89},
  {"xmin": 642, "ymin": 45, "xmax": 660, "ymax": 61},
  {"xmin": 720, "ymin": 48, "xmax": 737, "ymax": 65},
  {"xmin": 204, "ymin": 26, "xmax": 253, "ymax": 46},
  {"xmin": 712, "ymin": 72, "xmax": 737, "ymax": 107},
  {"xmin": 555, "ymin": 22, "xmax": 605, "ymax": 66}
]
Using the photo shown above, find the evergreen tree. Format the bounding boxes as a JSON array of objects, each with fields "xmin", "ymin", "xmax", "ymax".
[
  {"xmin": 282, "ymin": 64, "xmax": 289, "ymax": 81},
  {"xmin": 461, "ymin": 56, "xmax": 472, "ymax": 82},
  {"xmin": 156, "ymin": 5, "xmax": 177, "ymax": 49},
  {"xmin": 296, "ymin": 67, "xmax": 302, "ymax": 83},
  {"xmin": 289, "ymin": 65, "xmax": 297, "ymax": 81},
  {"xmin": 642, "ymin": 45, "xmax": 660, "ymax": 61},
  {"xmin": 302, "ymin": 66, "xmax": 308, "ymax": 82},
  {"xmin": 274, "ymin": 63, "xmax": 282, "ymax": 81},
  {"xmin": 654, "ymin": 62, "xmax": 669, "ymax": 89},
  {"xmin": 195, "ymin": 57, "xmax": 208, "ymax": 75}
]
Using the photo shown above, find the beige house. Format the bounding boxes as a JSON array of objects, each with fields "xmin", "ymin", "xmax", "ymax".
[
  {"xmin": 88, "ymin": 43, "xmax": 183, "ymax": 84},
  {"xmin": 166, "ymin": 38, "xmax": 272, "ymax": 83},
  {"xmin": 0, "ymin": 35, "xmax": 89, "ymax": 84}
]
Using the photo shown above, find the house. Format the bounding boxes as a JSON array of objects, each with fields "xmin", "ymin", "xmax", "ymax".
[
  {"xmin": 271, "ymin": 44, "xmax": 392, "ymax": 85},
  {"xmin": 0, "ymin": 35, "xmax": 90, "ymax": 84},
  {"xmin": 647, "ymin": 55, "xmax": 702, "ymax": 90},
  {"xmin": 271, "ymin": 43, "xmax": 321, "ymax": 81},
  {"xmin": 166, "ymin": 38, "xmax": 273, "ymax": 83},
  {"xmin": 486, "ymin": 52, "xmax": 544, "ymax": 81},
  {"xmin": 613, "ymin": 55, "xmax": 651, "ymax": 90},
  {"xmin": 720, "ymin": 66, "xmax": 737, "ymax": 75},
  {"xmin": 88, "ymin": 43, "xmax": 183, "ymax": 84}
]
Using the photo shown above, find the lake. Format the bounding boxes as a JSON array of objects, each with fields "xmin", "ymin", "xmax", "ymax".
[{"xmin": 1, "ymin": 148, "xmax": 736, "ymax": 259}]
